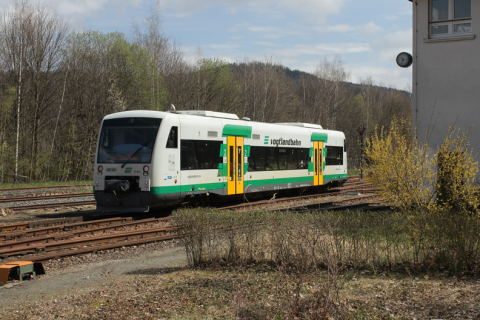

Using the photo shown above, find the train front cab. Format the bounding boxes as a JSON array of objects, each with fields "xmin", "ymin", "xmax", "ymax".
[{"xmin": 93, "ymin": 112, "xmax": 181, "ymax": 212}]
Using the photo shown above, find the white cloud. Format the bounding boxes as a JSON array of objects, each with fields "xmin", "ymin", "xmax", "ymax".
[
  {"xmin": 253, "ymin": 41, "xmax": 283, "ymax": 47},
  {"xmin": 397, "ymin": 9, "xmax": 413, "ymax": 15},
  {"xmin": 347, "ymin": 64, "xmax": 412, "ymax": 89},
  {"xmin": 230, "ymin": 23, "xmax": 284, "ymax": 39},
  {"xmin": 54, "ymin": 0, "xmax": 109, "ymax": 15},
  {"xmin": 277, "ymin": 0, "xmax": 344, "ymax": 22},
  {"xmin": 260, "ymin": 33, "xmax": 284, "ymax": 40},
  {"xmin": 317, "ymin": 24, "xmax": 355, "ymax": 33},
  {"xmin": 208, "ymin": 43, "xmax": 241, "ymax": 50},
  {"xmin": 247, "ymin": 26, "xmax": 281, "ymax": 33},
  {"xmin": 381, "ymin": 14, "xmax": 398, "ymax": 21},
  {"xmin": 370, "ymin": 29, "xmax": 412, "ymax": 63},
  {"xmin": 159, "ymin": 0, "xmax": 345, "ymax": 21},
  {"xmin": 272, "ymin": 43, "xmax": 370, "ymax": 57},
  {"xmin": 315, "ymin": 22, "xmax": 382, "ymax": 35},
  {"xmin": 0, "ymin": 0, "xmax": 146, "ymax": 15},
  {"xmin": 66, "ymin": 12, "xmax": 88, "ymax": 32},
  {"xmin": 357, "ymin": 22, "xmax": 382, "ymax": 36},
  {"xmin": 0, "ymin": 0, "xmax": 147, "ymax": 32}
]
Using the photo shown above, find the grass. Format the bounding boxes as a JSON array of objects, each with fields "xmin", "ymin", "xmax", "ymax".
[
  {"xmin": 348, "ymin": 169, "xmax": 359, "ymax": 177},
  {"xmin": 0, "ymin": 180, "xmax": 92, "ymax": 189},
  {"xmin": 3, "ymin": 265, "xmax": 480, "ymax": 319}
]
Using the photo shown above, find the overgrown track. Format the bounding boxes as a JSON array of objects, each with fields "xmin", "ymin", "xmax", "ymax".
[
  {"xmin": 282, "ymin": 197, "xmax": 391, "ymax": 213},
  {"xmin": 0, "ymin": 179, "xmax": 382, "ymax": 269},
  {"xmin": 218, "ymin": 180, "xmax": 379, "ymax": 211},
  {"xmin": 0, "ymin": 216, "xmax": 175, "ymax": 263},
  {"xmin": 0, "ymin": 193, "xmax": 94, "ymax": 204},
  {"xmin": 1, "ymin": 178, "xmax": 375, "ymax": 213},
  {"xmin": 0, "ymin": 184, "xmax": 92, "ymax": 192},
  {"xmin": 0, "ymin": 217, "xmax": 84, "ymax": 232},
  {"xmin": 4, "ymin": 200, "xmax": 96, "ymax": 212}
]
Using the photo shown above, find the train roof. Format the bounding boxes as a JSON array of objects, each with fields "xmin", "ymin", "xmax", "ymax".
[{"xmin": 102, "ymin": 110, "xmax": 344, "ymax": 138}]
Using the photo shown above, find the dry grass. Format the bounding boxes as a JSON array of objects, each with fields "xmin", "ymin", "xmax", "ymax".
[
  {"xmin": 2, "ymin": 265, "xmax": 480, "ymax": 319},
  {"xmin": 171, "ymin": 208, "xmax": 480, "ymax": 273},
  {"xmin": 3, "ymin": 207, "xmax": 480, "ymax": 319}
]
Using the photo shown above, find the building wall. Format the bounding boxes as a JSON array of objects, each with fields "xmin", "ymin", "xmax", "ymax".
[{"xmin": 412, "ymin": 0, "xmax": 480, "ymax": 169}]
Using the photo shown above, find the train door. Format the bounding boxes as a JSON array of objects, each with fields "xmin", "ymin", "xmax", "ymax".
[
  {"xmin": 227, "ymin": 136, "xmax": 244, "ymax": 195},
  {"xmin": 313, "ymin": 141, "xmax": 324, "ymax": 186}
]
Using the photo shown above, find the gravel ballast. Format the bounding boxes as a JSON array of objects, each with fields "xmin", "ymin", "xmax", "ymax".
[
  {"xmin": 0, "ymin": 195, "xmax": 95, "ymax": 209},
  {"xmin": 0, "ymin": 241, "xmax": 187, "ymax": 313}
]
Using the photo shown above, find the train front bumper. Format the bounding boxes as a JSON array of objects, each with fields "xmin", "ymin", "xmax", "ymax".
[{"xmin": 94, "ymin": 191, "xmax": 151, "ymax": 212}]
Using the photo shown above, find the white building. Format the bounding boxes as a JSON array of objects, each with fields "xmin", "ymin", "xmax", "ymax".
[{"xmin": 409, "ymin": 0, "xmax": 479, "ymax": 175}]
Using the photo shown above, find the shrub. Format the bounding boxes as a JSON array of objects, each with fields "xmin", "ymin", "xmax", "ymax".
[{"xmin": 364, "ymin": 118, "xmax": 480, "ymax": 268}]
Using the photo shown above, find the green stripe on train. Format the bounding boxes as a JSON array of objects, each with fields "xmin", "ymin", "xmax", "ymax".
[
  {"xmin": 149, "ymin": 174, "xmax": 346, "ymax": 195},
  {"xmin": 323, "ymin": 174, "xmax": 347, "ymax": 180},
  {"xmin": 150, "ymin": 182, "xmax": 226, "ymax": 195},
  {"xmin": 245, "ymin": 176, "xmax": 313, "ymax": 187}
]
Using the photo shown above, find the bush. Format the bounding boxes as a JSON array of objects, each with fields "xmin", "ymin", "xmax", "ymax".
[
  {"xmin": 364, "ymin": 118, "xmax": 480, "ymax": 269},
  {"xmin": 171, "ymin": 208, "xmax": 413, "ymax": 270}
]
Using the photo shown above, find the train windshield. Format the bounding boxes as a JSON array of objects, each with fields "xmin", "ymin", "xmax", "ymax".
[{"xmin": 97, "ymin": 117, "xmax": 162, "ymax": 164}]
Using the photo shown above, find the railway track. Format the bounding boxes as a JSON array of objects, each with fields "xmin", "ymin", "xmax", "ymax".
[
  {"xmin": 4, "ymin": 200, "xmax": 96, "ymax": 212},
  {"xmin": 0, "ymin": 193, "xmax": 94, "ymax": 204},
  {"xmin": 0, "ymin": 191, "xmax": 382, "ymax": 261},
  {"xmin": 0, "ymin": 216, "xmax": 174, "ymax": 263},
  {"xmin": 0, "ymin": 217, "xmax": 84, "ymax": 233},
  {"xmin": 0, "ymin": 179, "xmax": 384, "ymax": 282},
  {"xmin": 0, "ymin": 184, "xmax": 92, "ymax": 192},
  {"xmin": 218, "ymin": 182, "xmax": 378, "ymax": 211},
  {"xmin": 0, "ymin": 179, "xmax": 373, "ymax": 213},
  {"xmin": 0, "ymin": 185, "xmax": 95, "ymax": 212}
]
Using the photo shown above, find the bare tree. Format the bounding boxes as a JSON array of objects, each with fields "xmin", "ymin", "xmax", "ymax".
[
  {"xmin": 0, "ymin": 0, "xmax": 32, "ymax": 182},
  {"xmin": 24, "ymin": 3, "xmax": 69, "ymax": 180},
  {"xmin": 0, "ymin": 0, "xmax": 68, "ymax": 181},
  {"xmin": 359, "ymin": 76, "xmax": 375, "ymax": 137},
  {"xmin": 314, "ymin": 55, "xmax": 349, "ymax": 129},
  {"xmin": 133, "ymin": 0, "xmax": 185, "ymax": 110}
]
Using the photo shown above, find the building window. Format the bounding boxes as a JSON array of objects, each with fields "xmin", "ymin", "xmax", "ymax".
[{"xmin": 430, "ymin": 0, "xmax": 471, "ymax": 38}]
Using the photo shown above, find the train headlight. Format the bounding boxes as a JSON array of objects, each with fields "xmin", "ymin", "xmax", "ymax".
[
  {"xmin": 143, "ymin": 165, "xmax": 149, "ymax": 176},
  {"xmin": 98, "ymin": 165, "xmax": 103, "ymax": 173}
]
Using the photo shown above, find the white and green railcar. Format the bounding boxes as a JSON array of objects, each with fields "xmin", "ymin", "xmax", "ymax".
[{"xmin": 93, "ymin": 110, "xmax": 347, "ymax": 212}]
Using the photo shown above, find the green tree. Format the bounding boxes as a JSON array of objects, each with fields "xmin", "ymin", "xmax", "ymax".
[
  {"xmin": 110, "ymin": 35, "xmax": 167, "ymax": 110},
  {"xmin": 193, "ymin": 58, "xmax": 241, "ymax": 113}
]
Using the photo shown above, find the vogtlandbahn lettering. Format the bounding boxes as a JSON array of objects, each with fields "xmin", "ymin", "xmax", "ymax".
[{"xmin": 270, "ymin": 138, "xmax": 301, "ymax": 147}]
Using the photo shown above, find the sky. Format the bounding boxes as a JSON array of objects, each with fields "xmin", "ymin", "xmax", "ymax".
[{"xmin": 0, "ymin": 0, "xmax": 413, "ymax": 90}]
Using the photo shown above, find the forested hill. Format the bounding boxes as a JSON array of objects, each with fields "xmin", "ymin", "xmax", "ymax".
[
  {"xmin": 230, "ymin": 63, "xmax": 410, "ymax": 97},
  {"xmin": 0, "ymin": 1, "xmax": 411, "ymax": 183}
]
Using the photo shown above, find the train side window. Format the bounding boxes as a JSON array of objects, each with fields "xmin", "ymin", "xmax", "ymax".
[
  {"xmin": 166, "ymin": 127, "xmax": 178, "ymax": 148},
  {"xmin": 266, "ymin": 148, "xmax": 277, "ymax": 171},
  {"xmin": 180, "ymin": 140, "xmax": 222, "ymax": 170},
  {"xmin": 277, "ymin": 148, "xmax": 288, "ymax": 170},
  {"xmin": 181, "ymin": 140, "xmax": 198, "ymax": 170},
  {"xmin": 297, "ymin": 148, "xmax": 309, "ymax": 169},
  {"xmin": 325, "ymin": 146, "xmax": 344, "ymax": 166},
  {"xmin": 286, "ymin": 149, "xmax": 297, "ymax": 170},
  {"xmin": 249, "ymin": 146, "xmax": 310, "ymax": 171}
]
